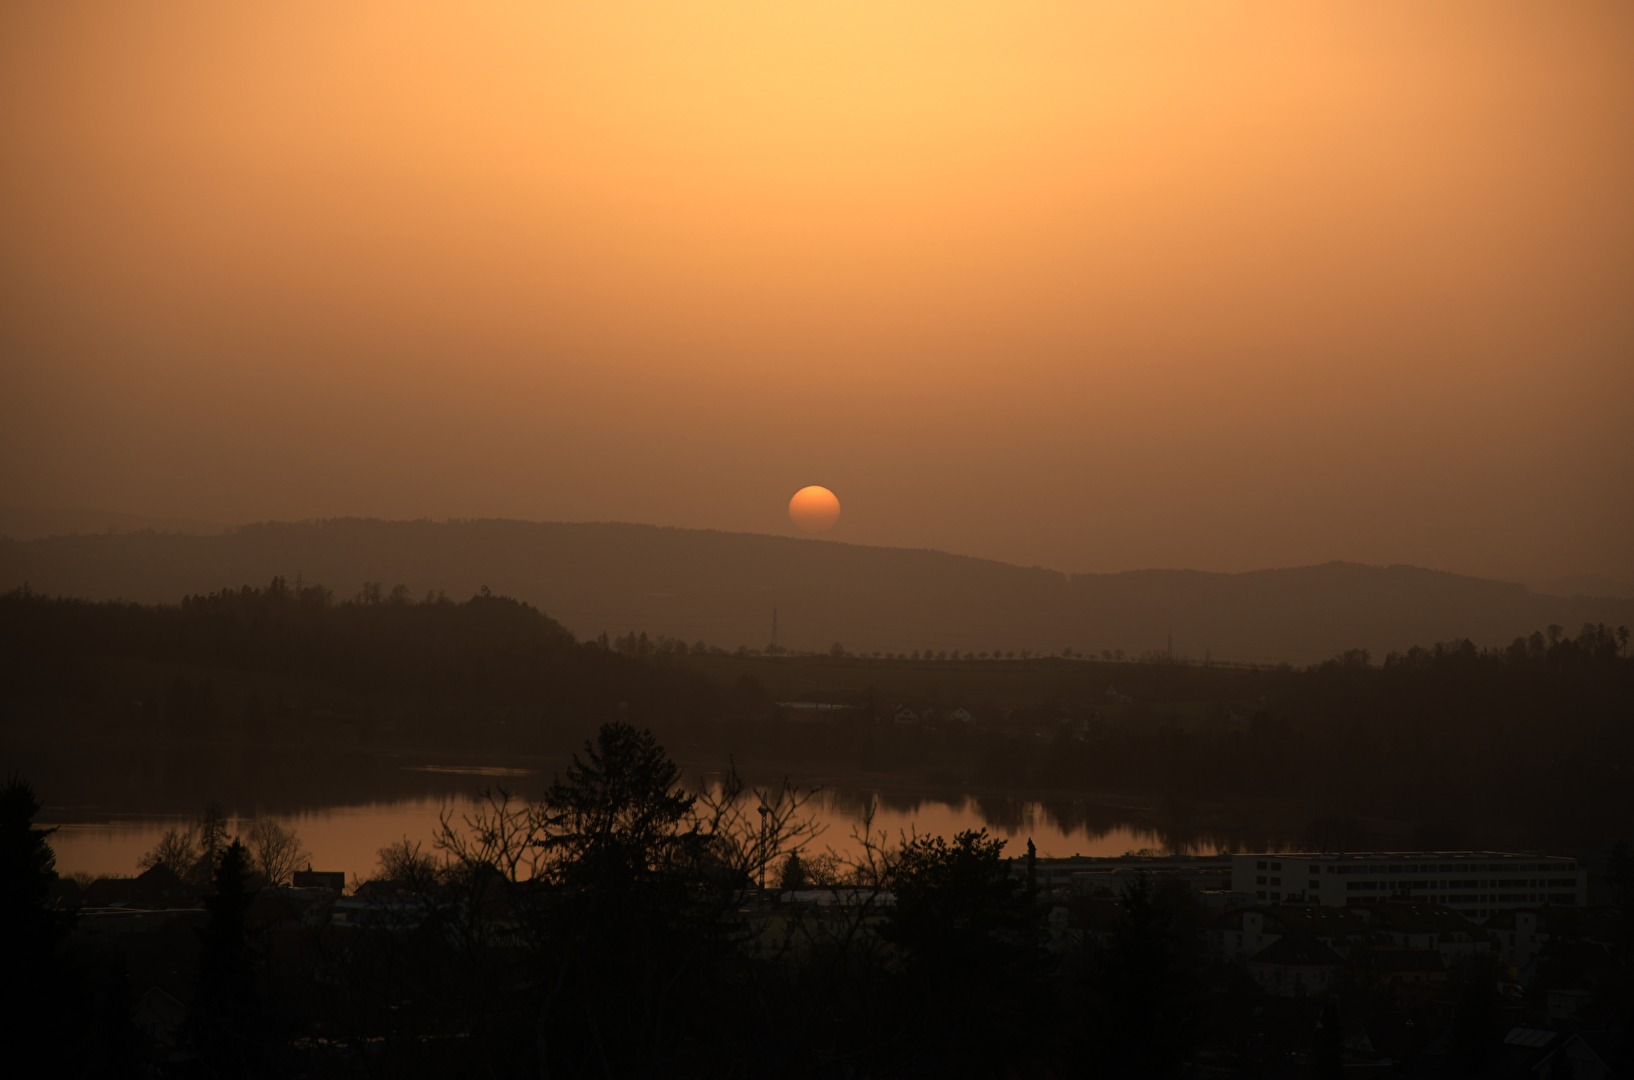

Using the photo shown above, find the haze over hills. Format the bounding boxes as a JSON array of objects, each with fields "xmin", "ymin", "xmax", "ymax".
[
  {"xmin": 0, "ymin": 506, "xmax": 229, "ymax": 541},
  {"xmin": 3, "ymin": 518, "xmax": 1628, "ymax": 666}
]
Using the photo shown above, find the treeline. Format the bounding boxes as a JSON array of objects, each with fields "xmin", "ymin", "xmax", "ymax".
[
  {"xmin": 675, "ymin": 625, "xmax": 1632, "ymax": 847},
  {"xmin": 0, "ymin": 580, "xmax": 720, "ymax": 746},
  {"xmin": 1257, "ymin": 627, "xmax": 1633, "ymax": 844}
]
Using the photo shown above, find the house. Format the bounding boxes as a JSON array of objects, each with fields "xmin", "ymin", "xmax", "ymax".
[
  {"xmin": 74, "ymin": 906, "xmax": 209, "ymax": 940},
  {"xmin": 1352, "ymin": 902, "xmax": 1491, "ymax": 964},
  {"xmin": 1345, "ymin": 944, "xmax": 1446, "ymax": 988},
  {"xmin": 1045, "ymin": 896, "xmax": 1122, "ymax": 952},
  {"xmin": 81, "ymin": 862, "xmax": 199, "ymax": 910},
  {"xmin": 1209, "ymin": 904, "xmax": 1367, "ymax": 963},
  {"xmin": 293, "ymin": 869, "xmax": 346, "ymax": 892},
  {"xmin": 774, "ymin": 701, "xmax": 861, "ymax": 723},
  {"xmin": 1245, "ymin": 934, "xmax": 1344, "ymax": 997},
  {"xmin": 891, "ymin": 706, "xmax": 919, "ymax": 726},
  {"xmin": 1538, "ymin": 1030, "xmax": 1631, "ymax": 1079},
  {"xmin": 48, "ymin": 876, "xmax": 82, "ymax": 909},
  {"xmin": 1412, "ymin": 1028, "xmax": 1632, "ymax": 1080},
  {"xmin": 133, "ymin": 986, "xmax": 189, "ymax": 1059},
  {"xmin": 1485, "ymin": 905, "xmax": 1619, "ymax": 974},
  {"xmin": 250, "ymin": 886, "xmax": 339, "ymax": 929}
]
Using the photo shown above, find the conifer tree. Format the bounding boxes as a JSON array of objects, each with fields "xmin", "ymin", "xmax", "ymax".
[
  {"xmin": 191, "ymin": 840, "xmax": 259, "ymax": 1077},
  {"xmin": 0, "ymin": 778, "xmax": 74, "ymax": 1036}
]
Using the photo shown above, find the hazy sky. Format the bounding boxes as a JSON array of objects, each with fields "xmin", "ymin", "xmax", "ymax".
[{"xmin": 4, "ymin": 2, "xmax": 1631, "ymax": 582}]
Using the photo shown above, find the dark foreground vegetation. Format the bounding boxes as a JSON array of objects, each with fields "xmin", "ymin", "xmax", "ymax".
[
  {"xmin": 11, "ymin": 724, "xmax": 1634, "ymax": 1078},
  {"xmin": 3, "ymin": 582, "xmax": 1631, "ymax": 847}
]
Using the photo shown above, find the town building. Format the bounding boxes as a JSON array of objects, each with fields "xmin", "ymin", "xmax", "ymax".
[
  {"xmin": 1210, "ymin": 904, "xmax": 1368, "ymax": 964},
  {"xmin": 1245, "ymin": 934, "xmax": 1345, "ymax": 997},
  {"xmin": 1209, "ymin": 901, "xmax": 1493, "ymax": 998},
  {"xmin": 1230, "ymin": 851, "xmax": 1586, "ymax": 921},
  {"xmin": 1019, "ymin": 853, "xmax": 1235, "ymax": 896},
  {"xmin": 292, "ymin": 869, "xmax": 345, "ymax": 891},
  {"xmin": 773, "ymin": 701, "xmax": 863, "ymax": 723},
  {"xmin": 1485, "ymin": 905, "xmax": 1621, "ymax": 982}
]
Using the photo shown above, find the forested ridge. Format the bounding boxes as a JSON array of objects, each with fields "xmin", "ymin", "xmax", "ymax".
[{"xmin": 1, "ymin": 579, "xmax": 716, "ymax": 739}]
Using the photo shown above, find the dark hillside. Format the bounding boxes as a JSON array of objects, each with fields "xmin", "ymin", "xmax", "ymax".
[{"xmin": 0, "ymin": 582, "xmax": 717, "ymax": 749}]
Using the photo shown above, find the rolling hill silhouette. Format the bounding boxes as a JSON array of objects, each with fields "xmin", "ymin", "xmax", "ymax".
[{"xmin": 2, "ymin": 518, "xmax": 1628, "ymax": 664}]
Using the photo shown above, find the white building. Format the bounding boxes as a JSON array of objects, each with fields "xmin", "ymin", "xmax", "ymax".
[{"xmin": 1230, "ymin": 851, "xmax": 1586, "ymax": 922}]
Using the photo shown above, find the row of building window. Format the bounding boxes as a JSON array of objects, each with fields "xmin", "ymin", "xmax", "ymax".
[
  {"xmin": 1342, "ymin": 879, "xmax": 1573, "ymax": 891},
  {"xmin": 1253, "ymin": 859, "xmax": 1569, "ymax": 875},
  {"xmin": 1255, "ymin": 888, "xmax": 1578, "ymax": 910}
]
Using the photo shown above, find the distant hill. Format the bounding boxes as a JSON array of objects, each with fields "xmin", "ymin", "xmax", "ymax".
[
  {"xmin": 1520, "ymin": 573, "xmax": 1634, "ymax": 601},
  {"xmin": 2, "ymin": 518, "xmax": 1629, "ymax": 665},
  {"xmin": 0, "ymin": 506, "xmax": 229, "ymax": 540}
]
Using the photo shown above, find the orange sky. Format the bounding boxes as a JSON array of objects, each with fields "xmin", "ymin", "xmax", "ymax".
[{"xmin": 4, "ymin": 1, "xmax": 1631, "ymax": 584}]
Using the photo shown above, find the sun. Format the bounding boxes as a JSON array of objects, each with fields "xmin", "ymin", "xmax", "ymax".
[{"xmin": 788, "ymin": 485, "xmax": 841, "ymax": 533}]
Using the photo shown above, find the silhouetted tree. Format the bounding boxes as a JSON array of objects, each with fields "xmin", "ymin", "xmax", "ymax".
[
  {"xmin": 137, "ymin": 803, "xmax": 232, "ymax": 886},
  {"xmin": 191, "ymin": 839, "xmax": 260, "ymax": 1077},
  {"xmin": 780, "ymin": 851, "xmax": 809, "ymax": 891},
  {"xmin": 540, "ymin": 723, "xmax": 695, "ymax": 887},
  {"xmin": 138, "ymin": 824, "xmax": 198, "ymax": 876},
  {"xmin": 195, "ymin": 801, "xmax": 230, "ymax": 885},
  {"xmin": 1, "ymin": 778, "xmax": 75, "ymax": 1038},
  {"xmin": 246, "ymin": 818, "xmax": 309, "ymax": 886},
  {"xmin": 1312, "ymin": 993, "xmax": 1343, "ymax": 1078},
  {"xmin": 1602, "ymin": 840, "xmax": 1634, "ymax": 1026},
  {"xmin": 1447, "ymin": 953, "xmax": 1505, "ymax": 1075},
  {"xmin": 1088, "ymin": 873, "xmax": 1205, "ymax": 1078},
  {"xmin": 3, "ymin": 779, "xmax": 146, "ymax": 1072},
  {"xmin": 430, "ymin": 723, "xmax": 819, "ymax": 1076},
  {"xmin": 375, "ymin": 837, "xmax": 444, "ymax": 889},
  {"xmin": 881, "ymin": 829, "xmax": 1052, "ymax": 1074}
]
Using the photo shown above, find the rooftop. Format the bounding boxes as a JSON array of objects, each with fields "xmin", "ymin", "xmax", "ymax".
[{"xmin": 1248, "ymin": 934, "xmax": 1345, "ymax": 968}]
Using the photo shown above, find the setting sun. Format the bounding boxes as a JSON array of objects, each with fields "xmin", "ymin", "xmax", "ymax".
[{"xmin": 788, "ymin": 485, "xmax": 841, "ymax": 533}]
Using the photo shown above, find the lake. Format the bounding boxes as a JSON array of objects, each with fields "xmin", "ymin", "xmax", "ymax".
[{"xmin": 23, "ymin": 744, "xmax": 1259, "ymax": 883}]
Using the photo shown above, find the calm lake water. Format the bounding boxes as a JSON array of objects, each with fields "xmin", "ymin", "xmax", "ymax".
[
  {"xmin": 44, "ymin": 784, "xmax": 1225, "ymax": 885},
  {"xmin": 19, "ymin": 742, "xmax": 1266, "ymax": 884}
]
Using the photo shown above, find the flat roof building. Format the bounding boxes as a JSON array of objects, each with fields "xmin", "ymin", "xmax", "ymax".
[
  {"xmin": 1014, "ymin": 854, "xmax": 1234, "ymax": 895},
  {"xmin": 1231, "ymin": 851, "xmax": 1585, "ymax": 922}
]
